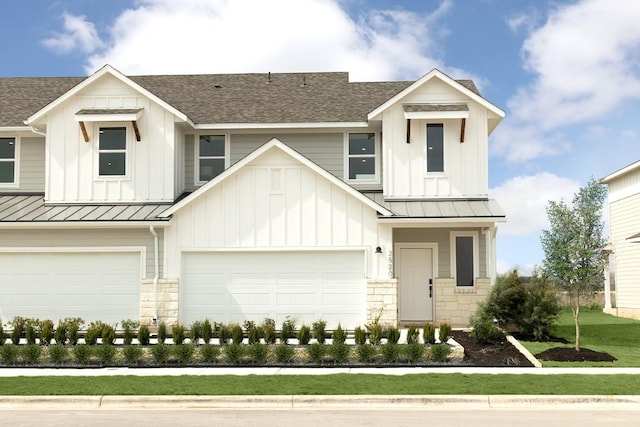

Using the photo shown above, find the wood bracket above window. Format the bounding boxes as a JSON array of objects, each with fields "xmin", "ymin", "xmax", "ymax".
[
  {"xmin": 132, "ymin": 121, "xmax": 141, "ymax": 142},
  {"xmin": 79, "ymin": 122, "xmax": 89, "ymax": 142},
  {"xmin": 460, "ymin": 118, "xmax": 466, "ymax": 143}
]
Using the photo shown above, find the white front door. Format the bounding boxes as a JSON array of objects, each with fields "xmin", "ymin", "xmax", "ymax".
[{"xmin": 397, "ymin": 246, "xmax": 434, "ymax": 322}]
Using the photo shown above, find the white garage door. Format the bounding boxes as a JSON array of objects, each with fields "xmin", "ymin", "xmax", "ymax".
[
  {"xmin": 0, "ymin": 251, "xmax": 141, "ymax": 324},
  {"xmin": 182, "ymin": 251, "xmax": 365, "ymax": 328}
]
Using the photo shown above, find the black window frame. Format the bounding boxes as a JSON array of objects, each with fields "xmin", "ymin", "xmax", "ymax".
[
  {"xmin": 455, "ymin": 235, "xmax": 475, "ymax": 287},
  {"xmin": 426, "ymin": 123, "xmax": 444, "ymax": 173},
  {"xmin": 198, "ymin": 134, "xmax": 226, "ymax": 183},
  {"xmin": 98, "ymin": 127, "xmax": 127, "ymax": 177},
  {"xmin": 0, "ymin": 137, "xmax": 16, "ymax": 184}
]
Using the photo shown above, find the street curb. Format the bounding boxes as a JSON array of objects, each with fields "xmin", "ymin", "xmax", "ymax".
[{"xmin": 2, "ymin": 395, "xmax": 640, "ymax": 409}]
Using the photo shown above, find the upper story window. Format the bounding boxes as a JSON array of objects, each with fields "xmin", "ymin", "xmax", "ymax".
[
  {"xmin": 98, "ymin": 127, "xmax": 126, "ymax": 176},
  {"xmin": 426, "ymin": 123, "xmax": 444, "ymax": 173},
  {"xmin": 198, "ymin": 135, "xmax": 226, "ymax": 183},
  {"xmin": 0, "ymin": 137, "xmax": 17, "ymax": 185},
  {"xmin": 451, "ymin": 231, "xmax": 479, "ymax": 287},
  {"xmin": 347, "ymin": 133, "xmax": 378, "ymax": 181}
]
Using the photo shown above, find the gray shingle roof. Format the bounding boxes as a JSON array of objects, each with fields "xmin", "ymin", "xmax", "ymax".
[{"xmin": 0, "ymin": 71, "xmax": 481, "ymax": 127}]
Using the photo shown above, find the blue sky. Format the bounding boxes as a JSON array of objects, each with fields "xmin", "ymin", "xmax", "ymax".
[{"xmin": 2, "ymin": 0, "xmax": 639, "ymax": 273}]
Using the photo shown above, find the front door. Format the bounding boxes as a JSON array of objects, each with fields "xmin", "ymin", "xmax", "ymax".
[{"xmin": 397, "ymin": 246, "xmax": 434, "ymax": 322}]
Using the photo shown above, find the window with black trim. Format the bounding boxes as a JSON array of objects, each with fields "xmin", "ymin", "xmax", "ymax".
[
  {"xmin": 198, "ymin": 135, "xmax": 226, "ymax": 182},
  {"xmin": 0, "ymin": 137, "xmax": 16, "ymax": 183},
  {"xmin": 98, "ymin": 127, "xmax": 126, "ymax": 176},
  {"xmin": 455, "ymin": 236, "xmax": 474, "ymax": 286},
  {"xmin": 426, "ymin": 123, "xmax": 444, "ymax": 172},
  {"xmin": 348, "ymin": 133, "xmax": 376, "ymax": 180}
]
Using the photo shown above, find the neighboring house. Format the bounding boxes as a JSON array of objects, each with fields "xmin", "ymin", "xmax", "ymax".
[
  {"xmin": 0, "ymin": 65, "xmax": 505, "ymax": 328},
  {"xmin": 603, "ymin": 161, "xmax": 640, "ymax": 320}
]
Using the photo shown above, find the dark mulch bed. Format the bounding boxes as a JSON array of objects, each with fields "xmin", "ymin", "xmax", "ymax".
[
  {"xmin": 452, "ymin": 331, "xmax": 534, "ymax": 367},
  {"xmin": 535, "ymin": 347, "xmax": 617, "ymax": 363}
]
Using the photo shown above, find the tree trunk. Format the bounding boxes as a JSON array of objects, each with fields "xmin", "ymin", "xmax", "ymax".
[{"xmin": 573, "ymin": 304, "xmax": 581, "ymax": 352}]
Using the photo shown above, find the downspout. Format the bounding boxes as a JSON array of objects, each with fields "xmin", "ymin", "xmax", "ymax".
[{"xmin": 149, "ymin": 226, "xmax": 159, "ymax": 323}]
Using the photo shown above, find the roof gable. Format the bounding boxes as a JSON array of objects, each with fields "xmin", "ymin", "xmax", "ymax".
[{"xmin": 160, "ymin": 138, "xmax": 393, "ymax": 217}]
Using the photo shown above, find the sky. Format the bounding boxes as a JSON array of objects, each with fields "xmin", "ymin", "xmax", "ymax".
[{"xmin": 2, "ymin": 0, "xmax": 639, "ymax": 274}]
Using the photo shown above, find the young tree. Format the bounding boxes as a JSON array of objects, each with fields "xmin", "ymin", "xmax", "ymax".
[{"xmin": 540, "ymin": 178, "xmax": 607, "ymax": 351}]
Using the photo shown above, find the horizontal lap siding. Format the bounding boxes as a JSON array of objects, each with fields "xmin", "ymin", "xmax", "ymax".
[
  {"xmin": 610, "ymin": 193, "xmax": 640, "ymax": 309},
  {"xmin": 19, "ymin": 138, "xmax": 46, "ymax": 192}
]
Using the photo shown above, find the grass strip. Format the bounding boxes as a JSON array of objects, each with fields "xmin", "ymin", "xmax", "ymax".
[{"xmin": 1, "ymin": 374, "xmax": 639, "ymax": 396}]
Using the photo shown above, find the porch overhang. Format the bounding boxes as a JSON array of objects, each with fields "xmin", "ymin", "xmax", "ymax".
[
  {"xmin": 75, "ymin": 108, "xmax": 143, "ymax": 142},
  {"xmin": 402, "ymin": 103, "xmax": 469, "ymax": 120}
]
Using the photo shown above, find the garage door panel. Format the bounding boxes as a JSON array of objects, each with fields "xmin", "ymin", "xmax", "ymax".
[{"xmin": 182, "ymin": 251, "xmax": 365, "ymax": 327}]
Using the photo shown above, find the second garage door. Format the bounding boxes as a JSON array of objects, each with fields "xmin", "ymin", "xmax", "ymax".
[{"xmin": 181, "ymin": 251, "xmax": 365, "ymax": 328}]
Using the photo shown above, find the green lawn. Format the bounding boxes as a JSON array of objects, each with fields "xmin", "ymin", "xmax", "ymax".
[
  {"xmin": 1, "ymin": 374, "xmax": 639, "ymax": 395},
  {"xmin": 519, "ymin": 309, "xmax": 640, "ymax": 367}
]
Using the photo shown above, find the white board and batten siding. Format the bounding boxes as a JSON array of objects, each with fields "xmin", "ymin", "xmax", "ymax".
[
  {"xmin": 45, "ymin": 74, "xmax": 176, "ymax": 204},
  {"xmin": 382, "ymin": 78, "xmax": 489, "ymax": 199}
]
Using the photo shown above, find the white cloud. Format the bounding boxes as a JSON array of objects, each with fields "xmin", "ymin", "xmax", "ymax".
[
  {"xmin": 491, "ymin": 172, "xmax": 580, "ymax": 237},
  {"xmin": 42, "ymin": 12, "xmax": 104, "ymax": 54},
  {"xmin": 497, "ymin": 0, "xmax": 640, "ymax": 163}
]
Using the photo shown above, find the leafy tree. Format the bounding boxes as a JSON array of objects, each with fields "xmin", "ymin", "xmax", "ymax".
[{"xmin": 540, "ymin": 179, "xmax": 607, "ymax": 351}]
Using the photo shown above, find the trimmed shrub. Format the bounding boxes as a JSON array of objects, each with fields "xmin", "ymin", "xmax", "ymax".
[
  {"xmin": 54, "ymin": 324, "xmax": 66, "ymax": 345},
  {"xmin": 262, "ymin": 324, "xmax": 276, "ymax": 345},
  {"xmin": 172, "ymin": 323, "xmax": 186, "ymax": 345},
  {"xmin": 368, "ymin": 324, "xmax": 382, "ymax": 346},
  {"xmin": 430, "ymin": 343, "xmax": 451, "ymax": 363},
  {"xmin": 218, "ymin": 324, "xmax": 231, "ymax": 345},
  {"xmin": 231, "ymin": 324, "xmax": 244, "ymax": 345},
  {"xmin": 406, "ymin": 326, "xmax": 420, "ymax": 345},
  {"xmin": 438, "ymin": 323, "xmax": 452, "ymax": 343},
  {"xmin": 121, "ymin": 319, "xmax": 139, "ymax": 346},
  {"xmin": 307, "ymin": 343, "xmax": 326, "ymax": 364},
  {"xmin": 101, "ymin": 324, "xmax": 116, "ymax": 346},
  {"xmin": 95, "ymin": 345, "xmax": 117, "ymax": 365},
  {"xmin": 484, "ymin": 269, "xmax": 527, "ymax": 329},
  {"xmin": 356, "ymin": 344, "xmax": 376, "ymax": 363},
  {"xmin": 201, "ymin": 319, "xmax": 213, "ymax": 344},
  {"xmin": 354, "ymin": 326, "xmax": 367, "ymax": 346},
  {"xmin": 157, "ymin": 321, "xmax": 167, "ymax": 344},
  {"xmin": 0, "ymin": 322, "xmax": 5, "ymax": 346},
  {"xmin": 280, "ymin": 318, "xmax": 295, "ymax": 345},
  {"xmin": 330, "ymin": 342, "xmax": 350, "ymax": 364},
  {"xmin": 312, "ymin": 320, "xmax": 326, "ymax": 344},
  {"xmin": 40, "ymin": 320, "xmax": 55, "ymax": 346},
  {"xmin": 224, "ymin": 343, "xmax": 244, "ymax": 364},
  {"xmin": 0, "ymin": 345, "xmax": 19, "ymax": 365},
  {"xmin": 25, "ymin": 322, "xmax": 38, "ymax": 345},
  {"xmin": 137, "ymin": 325, "xmax": 151, "ymax": 345},
  {"xmin": 470, "ymin": 306, "xmax": 504, "ymax": 343},
  {"xmin": 189, "ymin": 322, "xmax": 201, "ymax": 345},
  {"xmin": 381, "ymin": 343, "xmax": 400, "ymax": 363},
  {"xmin": 151, "ymin": 343, "xmax": 170, "ymax": 364},
  {"xmin": 386, "ymin": 327, "xmax": 400, "ymax": 344},
  {"xmin": 248, "ymin": 343, "xmax": 268, "ymax": 365},
  {"xmin": 66, "ymin": 318, "xmax": 83, "ymax": 346},
  {"xmin": 247, "ymin": 326, "xmax": 262, "ymax": 345},
  {"xmin": 22, "ymin": 344, "xmax": 42, "ymax": 364},
  {"xmin": 332, "ymin": 324, "xmax": 346, "ymax": 344},
  {"xmin": 72, "ymin": 344, "xmax": 92, "ymax": 364},
  {"xmin": 48, "ymin": 344, "xmax": 68, "ymax": 365},
  {"xmin": 199, "ymin": 344, "xmax": 220, "ymax": 364},
  {"xmin": 404, "ymin": 342, "xmax": 424, "ymax": 364},
  {"xmin": 84, "ymin": 325, "xmax": 101, "ymax": 346},
  {"xmin": 174, "ymin": 344, "xmax": 195, "ymax": 364},
  {"xmin": 274, "ymin": 343, "xmax": 295, "ymax": 364},
  {"xmin": 123, "ymin": 345, "xmax": 143, "ymax": 365},
  {"xmin": 10, "ymin": 317, "xmax": 25, "ymax": 345},
  {"xmin": 296, "ymin": 325, "xmax": 311, "ymax": 345},
  {"xmin": 423, "ymin": 323, "xmax": 436, "ymax": 344}
]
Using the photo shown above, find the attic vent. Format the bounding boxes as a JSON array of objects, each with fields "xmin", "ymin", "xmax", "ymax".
[
  {"xmin": 214, "ymin": 84, "xmax": 222, "ymax": 89},
  {"xmin": 270, "ymin": 168, "xmax": 283, "ymax": 194}
]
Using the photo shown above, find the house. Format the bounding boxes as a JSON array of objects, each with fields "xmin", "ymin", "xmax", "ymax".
[
  {"xmin": 0, "ymin": 65, "xmax": 505, "ymax": 329},
  {"xmin": 603, "ymin": 161, "xmax": 640, "ymax": 320}
]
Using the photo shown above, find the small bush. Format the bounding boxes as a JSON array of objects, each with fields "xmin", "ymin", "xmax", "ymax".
[
  {"xmin": 137, "ymin": 325, "xmax": 151, "ymax": 345},
  {"xmin": 438, "ymin": 323, "xmax": 452, "ymax": 343},
  {"xmin": 121, "ymin": 319, "xmax": 139, "ymax": 346},
  {"xmin": 430, "ymin": 343, "xmax": 451, "ymax": 363},
  {"xmin": 25, "ymin": 323, "xmax": 38, "ymax": 345},
  {"xmin": 218, "ymin": 324, "xmax": 231, "ymax": 345},
  {"xmin": 101, "ymin": 324, "xmax": 116, "ymax": 346},
  {"xmin": 72, "ymin": 344, "xmax": 92, "ymax": 364},
  {"xmin": 84, "ymin": 325, "xmax": 101, "ymax": 346},
  {"xmin": 54, "ymin": 324, "xmax": 66, "ymax": 345},
  {"xmin": 307, "ymin": 343, "xmax": 326, "ymax": 364},
  {"xmin": 274, "ymin": 343, "xmax": 295, "ymax": 364},
  {"xmin": 356, "ymin": 344, "xmax": 376, "ymax": 363},
  {"xmin": 406, "ymin": 326, "xmax": 419, "ymax": 345},
  {"xmin": 174, "ymin": 344, "xmax": 195, "ymax": 364},
  {"xmin": 95, "ymin": 345, "xmax": 117, "ymax": 365},
  {"xmin": 368, "ymin": 324, "xmax": 382, "ymax": 346},
  {"xmin": 224, "ymin": 343, "xmax": 244, "ymax": 364},
  {"xmin": 151, "ymin": 343, "xmax": 170, "ymax": 364},
  {"xmin": 297, "ymin": 325, "xmax": 311, "ymax": 345},
  {"xmin": 123, "ymin": 345, "xmax": 143, "ymax": 365},
  {"xmin": 312, "ymin": 320, "xmax": 326, "ymax": 344},
  {"xmin": 381, "ymin": 343, "xmax": 400, "ymax": 363},
  {"xmin": 330, "ymin": 342, "xmax": 350, "ymax": 364},
  {"xmin": 0, "ymin": 322, "xmax": 5, "ymax": 346},
  {"xmin": 520, "ymin": 273, "xmax": 560, "ymax": 340},
  {"xmin": 40, "ymin": 320, "xmax": 55, "ymax": 346},
  {"xmin": 386, "ymin": 327, "xmax": 400, "ymax": 344},
  {"xmin": 247, "ymin": 326, "xmax": 262, "ymax": 345},
  {"xmin": 67, "ymin": 319, "xmax": 82, "ymax": 346},
  {"xmin": 22, "ymin": 344, "xmax": 42, "ymax": 364},
  {"xmin": 199, "ymin": 344, "xmax": 220, "ymax": 364},
  {"xmin": 485, "ymin": 269, "xmax": 527, "ymax": 329},
  {"xmin": 189, "ymin": 322, "xmax": 201, "ymax": 345},
  {"xmin": 172, "ymin": 323, "xmax": 186, "ymax": 345},
  {"xmin": 248, "ymin": 343, "xmax": 269, "ymax": 365},
  {"xmin": 48, "ymin": 344, "xmax": 68, "ymax": 365},
  {"xmin": 0, "ymin": 345, "xmax": 19, "ymax": 365},
  {"xmin": 404, "ymin": 342, "xmax": 424, "ymax": 364},
  {"xmin": 10, "ymin": 317, "xmax": 25, "ymax": 345},
  {"xmin": 332, "ymin": 324, "xmax": 346, "ymax": 344},
  {"xmin": 280, "ymin": 318, "xmax": 296, "ymax": 345},
  {"xmin": 157, "ymin": 321, "xmax": 167, "ymax": 344},
  {"xmin": 354, "ymin": 326, "xmax": 367, "ymax": 346},
  {"xmin": 470, "ymin": 306, "xmax": 504, "ymax": 343},
  {"xmin": 231, "ymin": 324, "xmax": 244, "ymax": 345},
  {"xmin": 423, "ymin": 323, "xmax": 436, "ymax": 344},
  {"xmin": 262, "ymin": 324, "xmax": 276, "ymax": 345},
  {"xmin": 201, "ymin": 319, "xmax": 213, "ymax": 344}
]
